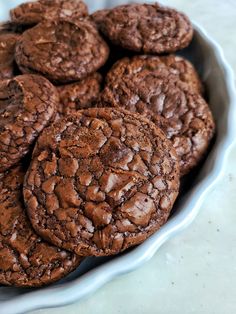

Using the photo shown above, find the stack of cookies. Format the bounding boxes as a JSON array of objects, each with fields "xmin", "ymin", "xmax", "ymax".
[{"xmin": 0, "ymin": 0, "xmax": 215, "ymax": 287}]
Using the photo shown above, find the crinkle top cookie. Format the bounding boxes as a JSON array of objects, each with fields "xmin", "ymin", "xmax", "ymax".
[
  {"xmin": 0, "ymin": 74, "xmax": 58, "ymax": 172},
  {"xmin": 10, "ymin": 0, "xmax": 88, "ymax": 26},
  {"xmin": 93, "ymin": 3, "xmax": 193, "ymax": 53},
  {"xmin": 101, "ymin": 57, "xmax": 215, "ymax": 175},
  {"xmin": 0, "ymin": 165, "xmax": 82, "ymax": 287},
  {"xmin": 24, "ymin": 108, "xmax": 180, "ymax": 256},
  {"xmin": 15, "ymin": 19, "xmax": 109, "ymax": 83}
]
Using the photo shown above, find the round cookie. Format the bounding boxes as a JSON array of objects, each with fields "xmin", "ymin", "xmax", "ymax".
[
  {"xmin": 0, "ymin": 74, "xmax": 58, "ymax": 173},
  {"xmin": 92, "ymin": 3, "xmax": 193, "ymax": 54},
  {"xmin": 15, "ymin": 19, "xmax": 110, "ymax": 83},
  {"xmin": 24, "ymin": 108, "xmax": 180, "ymax": 256},
  {"xmin": 0, "ymin": 33, "xmax": 20, "ymax": 79},
  {"xmin": 57, "ymin": 73, "xmax": 102, "ymax": 117},
  {"xmin": 105, "ymin": 55, "xmax": 203, "ymax": 95},
  {"xmin": 101, "ymin": 60, "xmax": 215, "ymax": 175},
  {"xmin": 10, "ymin": 0, "xmax": 88, "ymax": 26},
  {"xmin": 0, "ymin": 165, "xmax": 82, "ymax": 287}
]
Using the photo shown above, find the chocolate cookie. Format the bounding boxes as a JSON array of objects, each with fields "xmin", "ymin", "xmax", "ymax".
[
  {"xmin": 101, "ymin": 61, "xmax": 215, "ymax": 175},
  {"xmin": 24, "ymin": 108, "xmax": 180, "ymax": 256},
  {"xmin": 57, "ymin": 73, "xmax": 102, "ymax": 117},
  {"xmin": 154, "ymin": 55, "xmax": 203, "ymax": 94},
  {"xmin": 15, "ymin": 19, "xmax": 110, "ymax": 83},
  {"xmin": 0, "ymin": 165, "xmax": 82, "ymax": 287},
  {"xmin": 0, "ymin": 33, "xmax": 20, "ymax": 79},
  {"xmin": 92, "ymin": 3, "xmax": 193, "ymax": 54},
  {"xmin": 0, "ymin": 74, "xmax": 58, "ymax": 173},
  {"xmin": 10, "ymin": 0, "xmax": 88, "ymax": 26},
  {"xmin": 105, "ymin": 55, "xmax": 203, "ymax": 94}
]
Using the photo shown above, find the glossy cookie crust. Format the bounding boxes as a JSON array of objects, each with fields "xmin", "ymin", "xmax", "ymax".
[
  {"xmin": 93, "ymin": 3, "xmax": 193, "ymax": 54},
  {"xmin": 24, "ymin": 108, "xmax": 180, "ymax": 256},
  {"xmin": 10, "ymin": 0, "xmax": 88, "ymax": 26},
  {"xmin": 0, "ymin": 165, "xmax": 82, "ymax": 287},
  {"xmin": 0, "ymin": 74, "xmax": 58, "ymax": 173},
  {"xmin": 57, "ymin": 73, "xmax": 102, "ymax": 118},
  {"xmin": 15, "ymin": 19, "xmax": 109, "ymax": 83},
  {"xmin": 105, "ymin": 55, "xmax": 203, "ymax": 94},
  {"xmin": 101, "ymin": 57, "xmax": 215, "ymax": 175}
]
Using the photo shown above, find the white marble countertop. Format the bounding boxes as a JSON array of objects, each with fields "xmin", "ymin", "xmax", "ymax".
[{"xmin": 28, "ymin": 0, "xmax": 235, "ymax": 313}]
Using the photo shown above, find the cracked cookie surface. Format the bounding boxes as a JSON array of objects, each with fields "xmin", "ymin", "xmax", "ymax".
[
  {"xmin": 92, "ymin": 3, "xmax": 193, "ymax": 54},
  {"xmin": 57, "ymin": 73, "xmax": 102, "ymax": 118},
  {"xmin": 105, "ymin": 55, "xmax": 203, "ymax": 94},
  {"xmin": 10, "ymin": 0, "xmax": 88, "ymax": 26},
  {"xmin": 101, "ymin": 57, "xmax": 215, "ymax": 175},
  {"xmin": 0, "ymin": 74, "xmax": 58, "ymax": 173},
  {"xmin": 0, "ymin": 165, "xmax": 82, "ymax": 287},
  {"xmin": 15, "ymin": 19, "xmax": 109, "ymax": 83},
  {"xmin": 0, "ymin": 33, "xmax": 20, "ymax": 79},
  {"xmin": 24, "ymin": 108, "xmax": 180, "ymax": 256}
]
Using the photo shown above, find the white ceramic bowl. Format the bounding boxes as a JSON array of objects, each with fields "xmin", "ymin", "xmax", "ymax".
[{"xmin": 0, "ymin": 1, "xmax": 236, "ymax": 314}]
